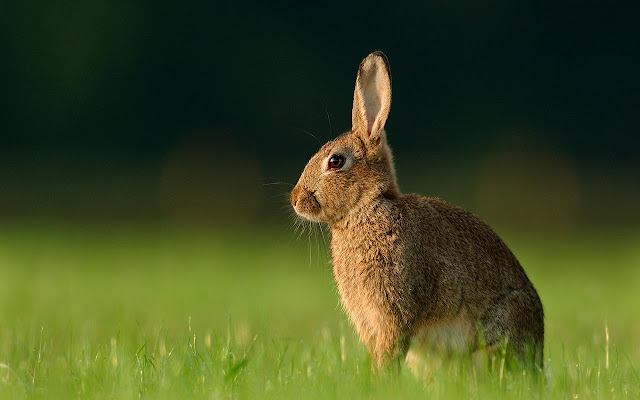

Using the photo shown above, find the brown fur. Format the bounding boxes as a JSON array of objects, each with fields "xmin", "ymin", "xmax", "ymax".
[{"xmin": 290, "ymin": 51, "xmax": 544, "ymax": 369}]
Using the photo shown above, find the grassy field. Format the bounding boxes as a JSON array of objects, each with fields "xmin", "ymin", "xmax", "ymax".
[{"xmin": 0, "ymin": 222, "xmax": 639, "ymax": 399}]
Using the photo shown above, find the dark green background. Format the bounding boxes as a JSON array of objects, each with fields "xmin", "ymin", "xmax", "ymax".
[{"xmin": 1, "ymin": 1, "xmax": 638, "ymax": 229}]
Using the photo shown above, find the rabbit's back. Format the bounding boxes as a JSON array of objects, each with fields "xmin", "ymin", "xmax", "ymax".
[{"xmin": 405, "ymin": 195, "xmax": 537, "ymax": 310}]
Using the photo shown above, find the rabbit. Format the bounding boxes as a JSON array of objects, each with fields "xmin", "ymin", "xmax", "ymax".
[{"xmin": 290, "ymin": 51, "xmax": 544, "ymax": 370}]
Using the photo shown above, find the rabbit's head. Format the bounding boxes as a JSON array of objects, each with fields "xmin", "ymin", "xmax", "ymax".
[{"xmin": 291, "ymin": 52, "xmax": 399, "ymax": 224}]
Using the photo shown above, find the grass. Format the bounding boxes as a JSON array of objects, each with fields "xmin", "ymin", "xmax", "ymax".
[{"xmin": 0, "ymin": 221, "xmax": 639, "ymax": 399}]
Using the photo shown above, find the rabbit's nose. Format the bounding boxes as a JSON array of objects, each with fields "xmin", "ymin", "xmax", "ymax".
[{"xmin": 290, "ymin": 186, "xmax": 301, "ymax": 207}]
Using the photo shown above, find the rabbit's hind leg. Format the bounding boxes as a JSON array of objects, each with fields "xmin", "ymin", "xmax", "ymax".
[{"xmin": 479, "ymin": 290, "xmax": 544, "ymax": 370}]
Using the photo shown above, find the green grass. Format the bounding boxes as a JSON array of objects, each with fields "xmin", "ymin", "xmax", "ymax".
[{"xmin": 0, "ymin": 222, "xmax": 639, "ymax": 398}]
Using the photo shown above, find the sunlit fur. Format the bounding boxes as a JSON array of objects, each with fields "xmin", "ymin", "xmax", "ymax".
[{"xmin": 290, "ymin": 52, "xmax": 544, "ymax": 370}]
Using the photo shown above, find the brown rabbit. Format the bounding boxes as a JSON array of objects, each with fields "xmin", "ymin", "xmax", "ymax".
[{"xmin": 290, "ymin": 51, "xmax": 544, "ymax": 369}]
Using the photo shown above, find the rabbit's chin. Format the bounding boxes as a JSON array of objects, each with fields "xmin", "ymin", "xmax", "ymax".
[{"xmin": 293, "ymin": 208, "xmax": 327, "ymax": 224}]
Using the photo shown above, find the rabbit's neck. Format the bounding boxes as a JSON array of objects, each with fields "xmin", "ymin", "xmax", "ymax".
[{"xmin": 330, "ymin": 195, "xmax": 398, "ymax": 243}]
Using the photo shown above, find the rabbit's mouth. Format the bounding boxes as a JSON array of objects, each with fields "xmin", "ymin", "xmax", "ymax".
[{"xmin": 291, "ymin": 187, "xmax": 324, "ymax": 222}]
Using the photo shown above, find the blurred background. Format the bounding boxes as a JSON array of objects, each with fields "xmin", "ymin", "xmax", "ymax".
[{"xmin": 1, "ymin": 1, "xmax": 638, "ymax": 230}]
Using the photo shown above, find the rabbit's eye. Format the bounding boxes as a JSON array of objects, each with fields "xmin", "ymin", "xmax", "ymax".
[{"xmin": 328, "ymin": 155, "xmax": 345, "ymax": 170}]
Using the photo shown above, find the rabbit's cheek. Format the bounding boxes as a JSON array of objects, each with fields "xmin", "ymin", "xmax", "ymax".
[{"xmin": 322, "ymin": 184, "xmax": 362, "ymax": 222}]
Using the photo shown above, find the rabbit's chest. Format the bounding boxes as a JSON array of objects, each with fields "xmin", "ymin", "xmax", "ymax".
[
  {"xmin": 332, "ymin": 260, "xmax": 390, "ymax": 340},
  {"xmin": 331, "ymin": 238, "xmax": 401, "ymax": 301},
  {"xmin": 331, "ymin": 237, "xmax": 407, "ymax": 339}
]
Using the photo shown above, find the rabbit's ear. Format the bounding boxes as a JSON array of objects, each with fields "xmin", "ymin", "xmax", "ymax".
[{"xmin": 352, "ymin": 51, "xmax": 391, "ymax": 149}]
